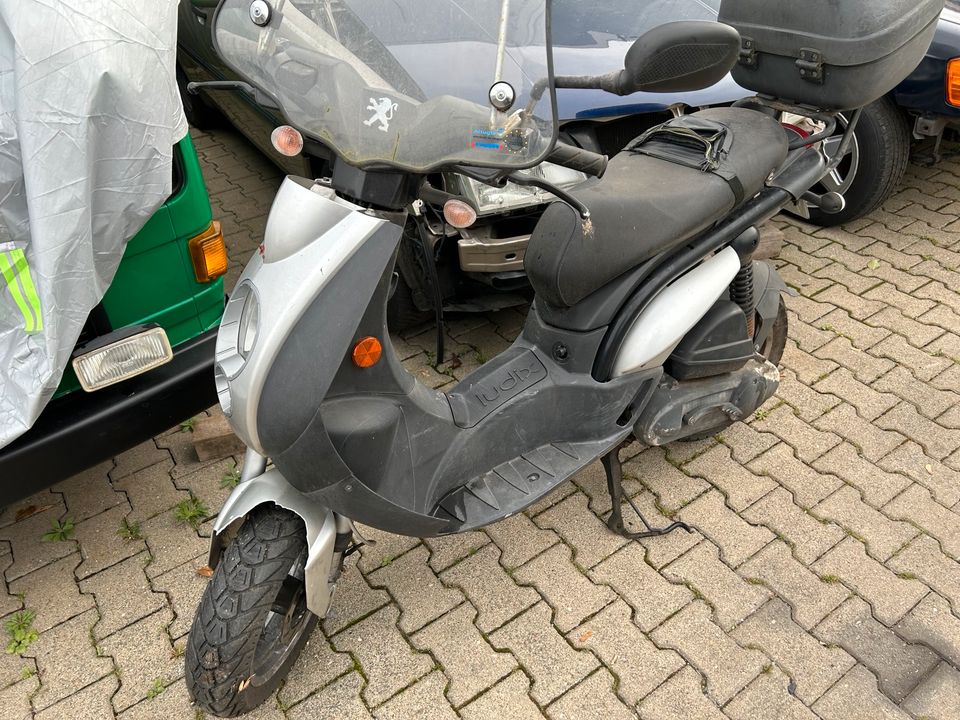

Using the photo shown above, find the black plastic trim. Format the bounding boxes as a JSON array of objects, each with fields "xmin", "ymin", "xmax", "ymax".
[{"xmin": 0, "ymin": 329, "xmax": 219, "ymax": 508}]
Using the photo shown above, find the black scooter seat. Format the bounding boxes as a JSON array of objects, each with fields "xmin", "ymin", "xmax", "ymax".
[{"xmin": 525, "ymin": 108, "xmax": 789, "ymax": 309}]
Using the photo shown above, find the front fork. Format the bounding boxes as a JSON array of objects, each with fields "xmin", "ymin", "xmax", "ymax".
[{"xmin": 209, "ymin": 448, "xmax": 353, "ymax": 618}]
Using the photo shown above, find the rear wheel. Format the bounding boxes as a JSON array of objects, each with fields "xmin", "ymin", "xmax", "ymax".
[
  {"xmin": 185, "ymin": 506, "xmax": 316, "ymax": 718},
  {"xmin": 679, "ymin": 298, "xmax": 788, "ymax": 442}
]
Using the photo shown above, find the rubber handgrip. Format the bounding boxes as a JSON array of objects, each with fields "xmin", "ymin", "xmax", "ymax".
[{"xmin": 547, "ymin": 143, "xmax": 609, "ymax": 178}]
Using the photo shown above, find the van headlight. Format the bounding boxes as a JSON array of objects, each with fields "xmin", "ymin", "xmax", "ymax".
[{"xmin": 448, "ymin": 162, "xmax": 588, "ymax": 216}]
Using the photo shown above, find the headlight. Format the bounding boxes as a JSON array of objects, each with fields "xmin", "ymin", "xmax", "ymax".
[{"xmin": 449, "ymin": 162, "xmax": 589, "ymax": 216}]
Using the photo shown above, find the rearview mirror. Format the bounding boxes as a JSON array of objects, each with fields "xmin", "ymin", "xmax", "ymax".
[{"xmin": 619, "ymin": 21, "xmax": 741, "ymax": 95}]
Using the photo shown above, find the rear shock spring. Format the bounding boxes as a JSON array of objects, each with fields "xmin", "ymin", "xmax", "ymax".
[{"xmin": 731, "ymin": 264, "xmax": 756, "ymax": 337}]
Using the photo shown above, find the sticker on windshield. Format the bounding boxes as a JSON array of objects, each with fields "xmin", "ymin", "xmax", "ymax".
[
  {"xmin": 364, "ymin": 97, "xmax": 398, "ymax": 133},
  {"xmin": 471, "ymin": 128, "xmax": 529, "ymax": 154}
]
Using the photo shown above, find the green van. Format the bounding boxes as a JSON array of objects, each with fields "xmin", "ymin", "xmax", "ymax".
[{"xmin": 0, "ymin": 134, "xmax": 226, "ymax": 506}]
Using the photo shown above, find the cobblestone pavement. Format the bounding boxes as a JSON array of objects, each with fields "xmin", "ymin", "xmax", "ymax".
[{"xmin": 2, "ymin": 125, "xmax": 960, "ymax": 719}]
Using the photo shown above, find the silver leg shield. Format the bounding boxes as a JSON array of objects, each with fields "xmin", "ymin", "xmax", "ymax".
[{"xmin": 209, "ymin": 469, "xmax": 339, "ymax": 617}]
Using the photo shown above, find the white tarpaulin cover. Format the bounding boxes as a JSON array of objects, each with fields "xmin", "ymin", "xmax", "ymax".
[{"xmin": 0, "ymin": 0, "xmax": 187, "ymax": 448}]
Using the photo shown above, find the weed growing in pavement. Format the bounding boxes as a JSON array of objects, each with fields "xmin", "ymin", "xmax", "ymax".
[
  {"xmin": 117, "ymin": 517, "xmax": 142, "ymax": 542},
  {"xmin": 175, "ymin": 496, "xmax": 210, "ymax": 530},
  {"xmin": 179, "ymin": 417, "xmax": 197, "ymax": 433},
  {"xmin": 220, "ymin": 466, "xmax": 242, "ymax": 490},
  {"xmin": 146, "ymin": 678, "xmax": 166, "ymax": 699},
  {"xmin": 5, "ymin": 610, "xmax": 39, "ymax": 655},
  {"xmin": 754, "ymin": 409, "xmax": 770, "ymax": 421},
  {"xmin": 19, "ymin": 666, "xmax": 35, "ymax": 680},
  {"xmin": 41, "ymin": 517, "xmax": 74, "ymax": 542}
]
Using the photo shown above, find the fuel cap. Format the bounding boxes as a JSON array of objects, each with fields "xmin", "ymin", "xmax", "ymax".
[{"xmin": 249, "ymin": 0, "xmax": 271, "ymax": 26}]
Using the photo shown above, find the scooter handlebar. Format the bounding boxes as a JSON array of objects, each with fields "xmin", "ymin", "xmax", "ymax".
[{"xmin": 547, "ymin": 142, "xmax": 609, "ymax": 178}]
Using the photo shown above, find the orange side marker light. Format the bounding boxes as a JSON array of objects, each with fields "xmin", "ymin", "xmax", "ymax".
[{"xmin": 352, "ymin": 336, "xmax": 383, "ymax": 368}]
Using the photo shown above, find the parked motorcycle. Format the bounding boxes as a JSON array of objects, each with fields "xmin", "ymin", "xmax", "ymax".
[{"xmin": 184, "ymin": 0, "xmax": 942, "ymax": 715}]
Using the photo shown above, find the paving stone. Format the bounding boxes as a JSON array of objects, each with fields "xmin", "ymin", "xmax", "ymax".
[
  {"xmin": 725, "ymin": 667, "xmax": 818, "ymax": 720},
  {"xmin": 915, "ymin": 280, "xmax": 960, "ymax": 315},
  {"xmin": 662, "ymin": 542, "xmax": 768, "ymax": 631},
  {"xmin": 888, "ymin": 535, "xmax": 960, "ymax": 616},
  {"xmin": 754, "ymin": 404, "xmax": 842, "ymax": 464},
  {"xmin": 422, "ymin": 531, "xmax": 489, "ymax": 573},
  {"xmin": 780, "ymin": 341, "xmax": 839, "ymax": 386},
  {"xmin": 742, "ymin": 488, "xmax": 845, "ymax": 564},
  {"xmin": 26, "ymin": 608, "xmax": 113, "ymax": 711},
  {"xmin": 812, "ymin": 538, "xmax": 927, "ymax": 625},
  {"xmin": 140, "ymin": 508, "xmax": 208, "ymax": 579},
  {"xmin": 817, "ymin": 307, "xmax": 892, "ymax": 350},
  {"xmin": 879, "ymin": 441, "xmax": 960, "ymax": 507},
  {"xmin": 489, "ymin": 602, "xmax": 598, "ymax": 705},
  {"xmin": 154, "ymin": 423, "xmax": 223, "ymax": 481},
  {"xmin": 0, "ymin": 503, "xmax": 75, "ymax": 581},
  {"xmin": 110, "ymin": 440, "xmax": 170, "ymax": 481},
  {"xmin": 813, "ymin": 404, "xmax": 906, "ymax": 462},
  {"xmin": 775, "ymin": 369, "xmax": 842, "ymax": 423},
  {"xmin": 814, "ymin": 285, "xmax": 886, "ymax": 320},
  {"xmin": 739, "ymin": 541, "xmax": 847, "ymax": 630},
  {"xmin": 459, "ymin": 670, "xmax": 546, "ymax": 720},
  {"xmin": 733, "ymin": 599, "xmax": 853, "ymax": 704},
  {"xmin": 682, "ymin": 445, "xmax": 776, "ymax": 512},
  {"xmin": 814, "ymin": 337, "xmax": 894, "ymax": 385},
  {"xmin": 901, "ymin": 662, "xmax": 960, "ymax": 720},
  {"xmin": 357, "ymin": 525, "xmax": 420, "ymax": 573},
  {"xmin": 440, "ymin": 544, "xmax": 539, "ymax": 634},
  {"xmin": 546, "ymin": 668, "xmax": 635, "ymax": 720},
  {"xmin": 651, "ymin": 600, "xmax": 765, "ymax": 704},
  {"xmin": 8, "ymin": 554, "xmax": 92, "ymax": 633},
  {"xmin": 74, "ymin": 503, "xmax": 144, "ymax": 580},
  {"xmin": 53, "ymin": 461, "xmax": 126, "ymax": 523},
  {"xmin": 589, "ymin": 542, "xmax": 692, "ymax": 631},
  {"xmin": 895, "ymin": 592, "xmax": 960, "ymax": 666},
  {"xmin": 534, "ymin": 492, "xmax": 627, "ymax": 569},
  {"xmin": 111, "ymin": 460, "xmax": 188, "ymax": 524},
  {"xmin": 524, "ymin": 482, "xmax": 578, "ymax": 516},
  {"xmin": 512, "ymin": 543, "xmax": 614, "ymax": 633},
  {"xmin": 276, "ymin": 633, "xmax": 354, "ymax": 709},
  {"xmin": 748, "ymin": 443, "xmax": 843, "ymax": 509},
  {"xmin": 678, "ymin": 490, "xmax": 774, "ymax": 567},
  {"xmin": 811, "ymin": 664, "xmax": 912, "ymax": 720},
  {"xmin": 812, "ymin": 486, "xmax": 918, "ymax": 561},
  {"xmin": 885, "ymin": 484, "xmax": 960, "ymax": 559},
  {"xmin": 0, "ymin": 628, "xmax": 34, "ymax": 688},
  {"xmin": 626, "ymin": 447, "xmax": 710, "ymax": 513},
  {"xmin": 816, "ymin": 596, "xmax": 938, "ymax": 703},
  {"xmin": 483, "ymin": 512, "xmax": 559, "ymax": 570},
  {"xmin": 367, "ymin": 545, "xmax": 464, "ymax": 633},
  {"xmin": 636, "ymin": 665, "xmax": 728, "ymax": 720},
  {"xmin": 568, "ymin": 599, "xmax": 684, "ymax": 706},
  {"xmin": 412, "ymin": 602, "xmax": 516, "ymax": 707},
  {"xmin": 148, "ymin": 553, "xmax": 208, "ymax": 641},
  {"xmin": 814, "ymin": 367, "xmax": 899, "ymax": 422},
  {"xmin": 816, "ymin": 261, "xmax": 881, "ymax": 294},
  {"xmin": 117, "ymin": 678, "xmax": 211, "ymax": 720},
  {"xmin": 172, "ymin": 457, "xmax": 239, "ymax": 514},
  {"xmin": 868, "ymin": 307, "xmax": 946, "ymax": 348},
  {"xmin": 0, "ymin": 676, "xmax": 39, "ymax": 720},
  {"xmin": 786, "ymin": 311, "xmax": 836, "ymax": 351},
  {"xmin": 79, "ymin": 551, "xmax": 165, "ymax": 641},
  {"xmin": 287, "ymin": 672, "xmax": 373, "ymax": 720},
  {"xmin": 812, "ymin": 443, "xmax": 911, "ymax": 508},
  {"xmin": 373, "ymin": 671, "xmax": 458, "ymax": 720},
  {"xmin": 720, "ymin": 422, "xmax": 780, "ymax": 464},
  {"xmin": 332, "ymin": 605, "xmax": 433, "ymax": 707},
  {"xmin": 100, "ymin": 608, "xmax": 180, "ymax": 712},
  {"xmin": 876, "ymin": 402, "xmax": 960, "ymax": 461},
  {"xmin": 35, "ymin": 674, "xmax": 117, "ymax": 720},
  {"xmin": 323, "ymin": 555, "xmax": 391, "ymax": 635}
]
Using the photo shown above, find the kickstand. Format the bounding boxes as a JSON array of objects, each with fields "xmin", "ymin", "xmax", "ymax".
[{"xmin": 602, "ymin": 449, "xmax": 694, "ymax": 540}]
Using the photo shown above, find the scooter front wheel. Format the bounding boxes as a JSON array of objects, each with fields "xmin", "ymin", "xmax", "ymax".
[{"xmin": 185, "ymin": 505, "xmax": 317, "ymax": 717}]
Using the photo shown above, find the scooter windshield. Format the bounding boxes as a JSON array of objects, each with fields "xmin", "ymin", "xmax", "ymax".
[{"xmin": 213, "ymin": 0, "xmax": 557, "ymax": 173}]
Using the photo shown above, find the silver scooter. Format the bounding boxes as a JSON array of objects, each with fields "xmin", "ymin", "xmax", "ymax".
[{"xmin": 184, "ymin": 0, "xmax": 940, "ymax": 715}]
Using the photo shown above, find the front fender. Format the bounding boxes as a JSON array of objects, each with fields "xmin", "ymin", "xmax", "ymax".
[{"xmin": 209, "ymin": 469, "xmax": 339, "ymax": 617}]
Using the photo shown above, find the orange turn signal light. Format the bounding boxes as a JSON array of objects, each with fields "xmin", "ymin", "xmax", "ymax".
[
  {"xmin": 948, "ymin": 58, "xmax": 960, "ymax": 107},
  {"xmin": 271, "ymin": 125, "xmax": 304, "ymax": 157},
  {"xmin": 188, "ymin": 221, "xmax": 228, "ymax": 283},
  {"xmin": 352, "ymin": 336, "xmax": 383, "ymax": 368},
  {"xmin": 443, "ymin": 199, "xmax": 478, "ymax": 229}
]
